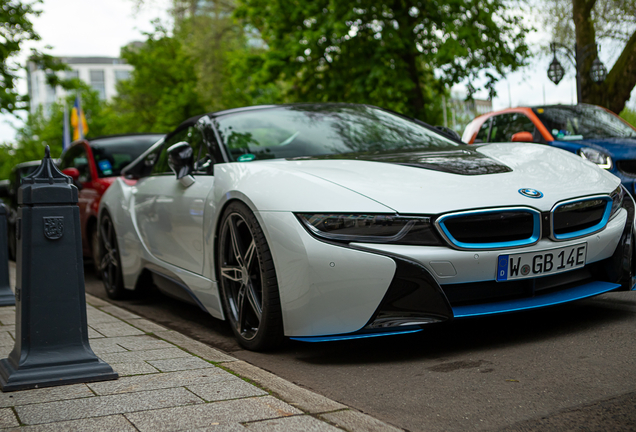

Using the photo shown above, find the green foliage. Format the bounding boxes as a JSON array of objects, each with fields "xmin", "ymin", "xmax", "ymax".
[
  {"xmin": 620, "ymin": 107, "xmax": 636, "ymax": 127},
  {"xmin": 0, "ymin": 87, "xmax": 108, "ymax": 179},
  {"xmin": 0, "ymin": 0, "xmax": 71, "ymax": 113},
  {"xmin": 102, "ymin": 25, "xmax": 205, "ymax": 134},
  {"xmin": 234, "ymin": 0, "xmax": 532, "ymax": 122}
]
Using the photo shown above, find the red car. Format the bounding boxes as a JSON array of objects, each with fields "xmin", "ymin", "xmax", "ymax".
[{"xmin": 59, "ymin": 134, "xmax": 163, "ymax": 272}]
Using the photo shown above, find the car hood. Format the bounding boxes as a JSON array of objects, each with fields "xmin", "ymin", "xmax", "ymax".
[
  {"xmin": 276, "ymin": 143, "xmax": 619, "ymax": 214},
  {"xmin": 555, "ymin": 137, "xmax": 636, "ymax": 159}
]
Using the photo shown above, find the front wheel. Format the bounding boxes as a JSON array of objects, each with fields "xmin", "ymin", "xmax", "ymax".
[
  {"xmin": 217, "ymin": 202, "xmax": 284, "ymax": 351},
  {"xmin": 99, "ymin": 212, "xmax": 127, "ymax": 299}
]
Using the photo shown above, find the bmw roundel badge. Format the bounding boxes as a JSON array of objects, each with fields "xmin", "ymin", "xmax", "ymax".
[{"xmin": 519, "ymin": 188, "xmax": 543, "ymax": 199}]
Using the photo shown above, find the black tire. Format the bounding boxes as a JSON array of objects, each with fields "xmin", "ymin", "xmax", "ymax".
[
  {"xmin": 217, "ymin": 201, "xmax": 284, "ymax": 351},
  {"xmin": 91, "ymin": 225, "xmax": 102, "ymax": 279},
  {"xmin": 100, "ymin": 211, "xmax": 127, "ymax": 299}
]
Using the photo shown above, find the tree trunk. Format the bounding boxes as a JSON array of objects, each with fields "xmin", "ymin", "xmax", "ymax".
[{"xmin": 572, "ymin": 0, "xmax": 636, "ymax": 113}]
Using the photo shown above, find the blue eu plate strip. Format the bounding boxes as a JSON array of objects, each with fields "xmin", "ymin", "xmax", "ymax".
[
  {"xmin": 496, "ymin": 254, "xmax": 509, "ymax": 281},
  {"xmin": 290, "ymin": 328, "xmax": 422, "ymax": 343},
  {"xmin": 453, "ymin": 280, "xmax": 620, "ymax": 318}
]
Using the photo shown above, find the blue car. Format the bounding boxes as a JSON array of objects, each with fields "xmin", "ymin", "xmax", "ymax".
[{"xmin": 463, "ymin": 104, "xmax": 636, "ymax": 193}]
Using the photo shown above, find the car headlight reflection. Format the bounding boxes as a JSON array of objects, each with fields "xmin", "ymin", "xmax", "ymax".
[
  {"xmin": 296, "ymin": 213, "xmax": 443, "ymax": 245},
  {"xmin": 578, "ymin": 147, "xmax": 612, "ymax": 170}
]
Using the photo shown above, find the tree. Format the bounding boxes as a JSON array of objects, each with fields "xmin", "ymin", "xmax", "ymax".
[
  {"xmin": 103, "ymin": 25, "xmax": 205, "ymax": 133},
  {"xmin": 0, "ymin": 0, "xmax": 69, "ymax": 114},
  {"xmin": 621, "ymin": 107, "xmax": 636, "ymax": 126},
  {"xmin": 234, "ymin": 0, "xmax": 532, "ymax": 122},
  {"xmin": 542, "ymin": 0, "xmax": 636, "ymax": 112},
  {"xmin": 0, "ymin": 87, "xmax": 108, "ymax": 179}
]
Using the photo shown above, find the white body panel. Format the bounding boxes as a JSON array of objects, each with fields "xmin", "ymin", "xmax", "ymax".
[{"xmin": 99, "ymin": 142, "xmax": 629, "ymax": 338}]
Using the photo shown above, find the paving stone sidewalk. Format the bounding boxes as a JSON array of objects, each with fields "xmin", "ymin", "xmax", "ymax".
[{"xmin": 0, "ymin": 265, "xmax": 402, "ymax": 431}]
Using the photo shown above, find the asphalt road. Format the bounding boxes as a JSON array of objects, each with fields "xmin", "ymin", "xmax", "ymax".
[{"xmin": 84, "ymin": 266, "xmax": 636, "ymax": 432}]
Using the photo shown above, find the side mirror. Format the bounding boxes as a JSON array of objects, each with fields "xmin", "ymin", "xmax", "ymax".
[
  {"xmin": 62, "ymin": 167, "xmax": 80, "ymax": 181},
  {"xmin": 511, "ymin": 131, "xmax": 534, "ymax": 142},
  {"xmin": 167, "ymin": 141, "xmax": 195, "ymax": 187},
  {"xmin": 61, "ymin": 168, "xmax": 83, "ymax": 190}
]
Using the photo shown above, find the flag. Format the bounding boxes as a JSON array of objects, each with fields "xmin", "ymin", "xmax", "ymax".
[
  {"xmin": 63, "ymin": 102, "xmax": 71, "ymax": 151},
  {"xmin": 70, "ymin": 95, "xmax": 88, "ymax": 141}
]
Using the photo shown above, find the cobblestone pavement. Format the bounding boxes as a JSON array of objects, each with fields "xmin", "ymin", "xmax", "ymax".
[{"xmin": 0, "ymin": 264, "xmax": 401, "ymax": 431}]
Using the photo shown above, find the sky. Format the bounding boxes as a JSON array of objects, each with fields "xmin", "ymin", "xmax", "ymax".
[{"xmin": 0, "ymin": 0, "xmax": 634, "ymax": 143}]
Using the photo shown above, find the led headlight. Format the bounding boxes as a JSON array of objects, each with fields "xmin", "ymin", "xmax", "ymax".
[
  {"xmin": 610, "ymin": 185, "xmax": 625, "ymax": 219},
  {"xmin": 296, "ymin": 213, "xmax": 444, "ymax": 245},
  {"xmin": 578, "ymin": 147, "xmax": 612, "ymax": 170}
]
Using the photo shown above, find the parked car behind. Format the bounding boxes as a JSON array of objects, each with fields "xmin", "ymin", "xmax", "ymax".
[
  {"xmin": 462, "ymin": 104, "xmax": 636, "ymax": 193},
  {"xmin": 59, "ymin": 133, "xmax": 164, "ymax": 272}
]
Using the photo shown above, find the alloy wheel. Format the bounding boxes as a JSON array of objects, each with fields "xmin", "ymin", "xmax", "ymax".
[
  {"xmin": 100, "ymin": 213, "xmax": 124, "ymax": 298},
  {"xmin": 219, "ymin": 212, "xmax": 263, "ymax": 341}
]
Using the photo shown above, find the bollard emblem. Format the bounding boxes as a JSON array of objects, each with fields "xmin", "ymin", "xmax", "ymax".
[{"xmin": 43, "ymin": 216, "xmax": 64, "ymax": 240}]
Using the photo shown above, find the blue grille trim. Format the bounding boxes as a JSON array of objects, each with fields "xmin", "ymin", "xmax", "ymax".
[
  {"xmin": 436, "ymin": 208, "xmax": 541, "ymax": 250},
  {"xmin": 452, "ymin": 280, "xmax": 620, "ymax": 318},
  {"xmin": 552, "ymin": 197, "xmax": 613, "ymax": 240}
]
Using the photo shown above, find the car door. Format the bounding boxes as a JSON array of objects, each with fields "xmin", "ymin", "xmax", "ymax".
[
  {"xmin": 59, "ymin": 144, "xmax": 99, "ymax": 254},
  {"xmin": 133, "ymin": 122, "xmax": 213, "ymax": 275}
]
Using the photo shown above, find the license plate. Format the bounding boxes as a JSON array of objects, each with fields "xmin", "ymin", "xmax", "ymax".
[{"xmin": 496, "ymin": 243, "xmax": 587, "ymax": 282}]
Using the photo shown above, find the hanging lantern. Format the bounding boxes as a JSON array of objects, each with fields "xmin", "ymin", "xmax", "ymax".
[
  {"xmin": 547, "ymin": 56, "xmax": 565, "ymax": 85},
  {"xmin": 590, "ymin": 57, "xmax": 607, "ymax": 83}
]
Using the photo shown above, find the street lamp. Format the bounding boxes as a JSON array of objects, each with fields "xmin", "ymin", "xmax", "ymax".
[
  {"xmin": 546, "ymin": 42, "xmax": 607, "ymax": 104},
  {"xmin": 590, "ymin": 57, "xmax": 608, "ymax": 83},
  {"xmin": 547, "ymin": 56, "xmax": 565, "ymax": 85}
]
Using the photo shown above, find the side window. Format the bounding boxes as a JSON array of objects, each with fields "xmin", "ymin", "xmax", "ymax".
[
  {"xmin": 489, "ymin": 114, "xmax": 516, "ymax": 142},
  {"xmin": 60, "ymin": 146, "xmax": 91, "ymax": 182},
  {"xmin": 491, "ymin": 113, "xmax": 540, "ymax": 143},
  {"xmin": 151, "ymin": 129, "xmax": 190, "ymax": 175},
  {"xmin": 189, "ymin": 127, "xmax": 213, "ymax": 175},
  {"xmin": 475, "ymin": 119, "xmax": 491, "ymax": 143}
]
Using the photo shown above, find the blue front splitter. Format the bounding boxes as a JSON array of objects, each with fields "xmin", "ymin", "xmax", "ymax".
[
  {"xmin": 453, "ymin": 280, "xmax": 620, "ymax": 318},
  {"xmin": 290, "ymin": 281, "xmax": 620, "ymax": 342},
  {"xmin": 290, "ymin": 328, "xmax": 422, "ymax": 343}
]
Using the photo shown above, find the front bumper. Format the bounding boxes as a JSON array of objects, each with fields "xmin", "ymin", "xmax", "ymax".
[{"xmin": 258, "ymin": 198, "xmax": 635, "ymax": 340}]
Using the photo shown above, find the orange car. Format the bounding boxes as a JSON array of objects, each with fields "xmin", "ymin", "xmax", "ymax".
[{"xmin": 462, "ymin": 104, "xmax": 636, "ymax": 193}]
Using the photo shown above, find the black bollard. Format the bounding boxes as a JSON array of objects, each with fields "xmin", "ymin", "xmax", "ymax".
[
  {"xmin": 0, "ymin": 146, "xmax": 118, "ymax": 391},
  {"xmin": 0, "ymin": 203, "xmax": 15, "ymax": 306}
]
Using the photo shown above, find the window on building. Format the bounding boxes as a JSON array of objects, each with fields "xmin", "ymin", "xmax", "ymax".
[
  {"xmin": 90, "ymin": 69, "xmax": 106, "ymax": 99},
  {"xmin": 65, "ymin": 70, "xmax": 79, "ymax": 80},
  {"xmin": 45, "ymin": 84, "xmax": 56, "ymax": 103},
  {"xmin": 114, "ymin": 70, "xmax": 130, "ymax": 83}
]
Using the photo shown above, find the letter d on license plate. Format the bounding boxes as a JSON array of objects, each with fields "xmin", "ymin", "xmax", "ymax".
[{"xmin": 496, "ymin": 243, "xmax": 587, "ymax": 282}]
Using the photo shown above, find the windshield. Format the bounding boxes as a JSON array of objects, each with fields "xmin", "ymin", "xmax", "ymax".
[
  {"xmin": 91, "ymin": 134, "xmax": 163, "ymax": 178},
  {"xmin": 533, "ymin": 105, "xmax": 636, "ymax": 140},
  {"xmin": 215, "ymin": 104, "xmax": 458, "ymax": 161}
]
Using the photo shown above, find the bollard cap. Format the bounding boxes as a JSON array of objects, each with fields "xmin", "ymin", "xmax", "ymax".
[{"xmin": 18, "ymin": 146, "xmax": 78, "ymax": 206}]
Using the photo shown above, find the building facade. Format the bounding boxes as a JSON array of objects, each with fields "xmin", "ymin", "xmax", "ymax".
[{"xmin": 26, "ymin": 57, "xmax": 133, "ymax": 114}]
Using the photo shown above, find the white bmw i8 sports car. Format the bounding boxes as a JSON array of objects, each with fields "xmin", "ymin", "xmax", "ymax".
[{"xmin": 98, "ymin": 103, "xmax": 635, "ymax": 350}]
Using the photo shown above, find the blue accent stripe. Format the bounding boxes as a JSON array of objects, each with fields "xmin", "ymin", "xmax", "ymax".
[
  {"xmin": 453, "ymin": 280, "xmax": 620, "ymax": 318},
  {"xmin": 438, "ymin": 208, "xmax": 541, "ymax": 250},
  {"xmin": 290, "ymin": 328, "xmax": 422, "ymax": 343}
]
